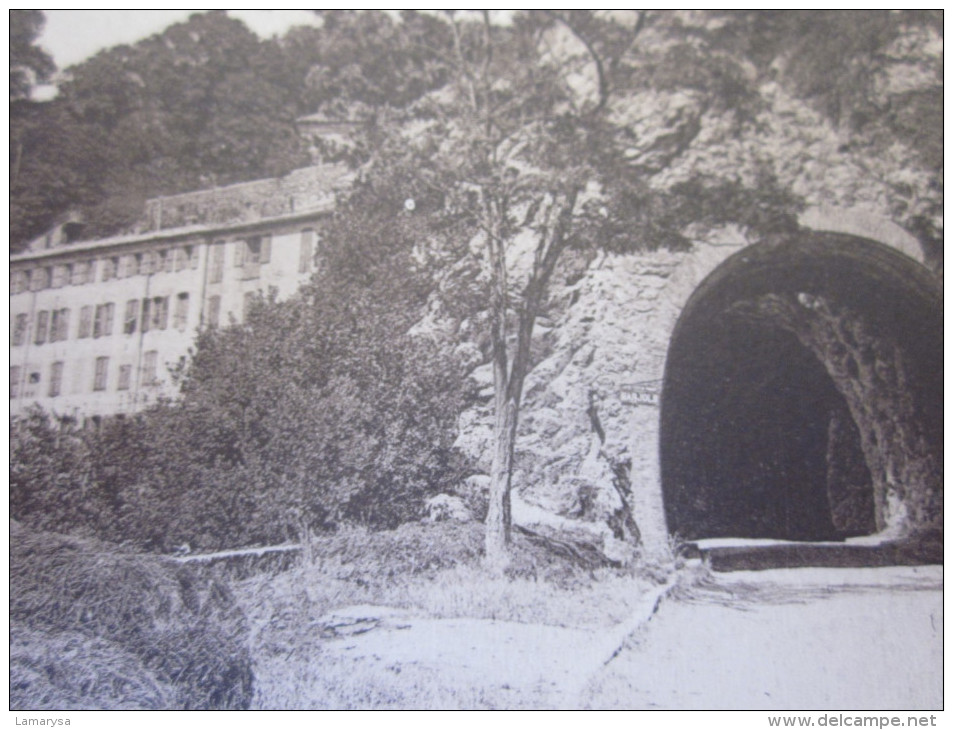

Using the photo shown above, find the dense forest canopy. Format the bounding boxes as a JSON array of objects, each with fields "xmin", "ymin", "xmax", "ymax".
[
  {"xmin": 10, "ymin": 10, "xmax": 941, "ymax": 253},
  {"xmin": 9, "ymin": 10, "xmax": 453, "ymax": 248}
]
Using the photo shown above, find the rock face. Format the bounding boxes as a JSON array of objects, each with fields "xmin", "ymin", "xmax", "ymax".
[
  {"xmin": 451, "ymin": 224, "xmax": 939, "ymax": 552},
  {"xmin": 452, "ymin": 237, "xmax": 746, "ymax": 550},
  {"xmin": 439, "ymin": 39, "xmax": 942, "ymax": 551}
]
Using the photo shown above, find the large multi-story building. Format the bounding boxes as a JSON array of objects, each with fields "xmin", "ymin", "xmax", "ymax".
[{"xmin": 10, "ymin": 164, "xmax": 351, "ymax": 419}]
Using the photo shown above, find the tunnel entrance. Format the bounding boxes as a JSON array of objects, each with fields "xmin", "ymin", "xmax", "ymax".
[{"xmin": 660, "ymin": 233, "xmax": 942, "ymax": 543}]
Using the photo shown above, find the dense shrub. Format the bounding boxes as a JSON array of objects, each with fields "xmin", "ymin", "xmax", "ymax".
[
  {"xmin": 10, "ymin": 520, "xmax": 253, "ymax": 709},
  {"xmin": 10, "ymin": 409, "xmax": 111, "ymax": 539}
]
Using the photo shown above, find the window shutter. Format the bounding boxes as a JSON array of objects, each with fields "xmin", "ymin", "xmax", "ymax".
[
  {"xmin": 57, "ymin": 309, "xmax": 70, "ymax": 341},
  {"xmin": 157, "ymin": 297, "xmax": 168, "ymax": 330},
  {"xmin": 35, "ymin": 311, "xmax": 49, "ymax": 344},
  {"xmin": 175, "ymin": 293, "xmax": 189, "ymax": 330},
  {"xmin": 141, "ymin": 299, "xmax": 152, "ymax": 333},
  {"xmin": 49, "ymin": 362, "xmax": 64, "ymax": 397},
  {"xmin": 299, "ymin": 229, "xmax": 314, "ymax": 273},
  {"xmin": 206, "ymin": 295, "xmax": 221, "ymax": 328},
  {"xmin": 104, "ymin": 303, "xmax": 115, "ymax": 336},
  {"xmin": 124, "ymin": 300, "xmax": 138, "ymax": 334},
  {"xmin": 79, "ymin": 306, "xmax": 92, "ymax": 338},
  {"xmin": 118, "ymin": 365, "xmax": 132, "ymax": 391},
  {"xmin": 234, "ymin": 240, "xmax": 244, "ymax": 266},
  {"xmin": 260, "ymin": 235, "xmax": 271, "ymax": 264},
  {"xmin": 13, "ymin": 314, "xmax": 28, "ymax": 346},
  {"xmin": 210, "ymin": 242, "xmax": 224, "ymax": 283},
  {"xmin": 142, "ymin": 351, "xmax": 158, "ymax": 385},
  {"xmin": 10, "ymin": 366, "xmax": 21, "ymax": 399},
  {"xmin": 94, "ymin": 357, "xmax": 109, "ymax": 391}
]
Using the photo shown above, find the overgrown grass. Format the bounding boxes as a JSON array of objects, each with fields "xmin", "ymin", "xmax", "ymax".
[
  {"xmin": 10, "ymin": 626, "xmax": 177, "ymax": 710},
  {"xmin": 233, "ymin": 520, "xmax": 670, "ymax": 709},
  {"xmin": 10, "ymin": 518, "xmax": 674, "ymax": 710},
  {"xmin": 10, "ymin": 520, "xmax": 253, "ymax": 710}
]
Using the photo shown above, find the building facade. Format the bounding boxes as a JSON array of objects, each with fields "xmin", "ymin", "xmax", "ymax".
[{"xmin": 10, "ymin": 165, "xmax": 350, "ymax": 419}]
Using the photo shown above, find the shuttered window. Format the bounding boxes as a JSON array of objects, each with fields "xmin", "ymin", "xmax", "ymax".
[
  {"xmin": 210, "ymin": 242, "xmax": 225, "ymax": 283},
  {"xmin": 48, "ymin": 361, "xmax": 64, "ymax": 397},
  {"xmin": 299, "ymin": 229, "xmax": 315, "ymax": 273},
  {"xmin": 118, "ymin": 364, "xmax": 132, "ymax": 391},
  {"xmin": 141, "ymin": 350, "xmax": 159, "ymax": 386},
  {"xmin": 93, "ymin": 357, "xmax": 109, "ymax": 391},
  {"xmin": 78, "ymin": 306, "xmax": 93, "ymax": 338},
  {"xmin": 124, "ymin": 300, "xmax": 139, "ymax": 335},
  {"xmin": 12, "ymin": 314, "xmax": 28, "ymax": 346},
  {"xmin": 10, "ymin": 366, "xmax": 21, "ymax": 399},
  {"xmin": 206, "ymin": 295, "xmax": 221, "ymax": 328},
  {"xmin": 50, "ymin": 308, "xmax": 70, "ymax": 342},
  {"xmin": 35, "ymin": 310, "xmax": 49, "ymax": 345},
  {"xmin": 93, "ymin": 303, "xmax": 114, "ymax": 338},
  {"xmin": 174, "ymin": 293, "xmax": 189, "ymax": 330}
]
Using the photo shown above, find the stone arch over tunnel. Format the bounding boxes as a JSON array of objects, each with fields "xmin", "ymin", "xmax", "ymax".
[{"xmin": 659, "ymin": 233, "xmax": 941, "ymax": 543}]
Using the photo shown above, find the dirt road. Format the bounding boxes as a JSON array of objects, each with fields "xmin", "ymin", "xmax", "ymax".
[
  {"xmin": 302, "ymin": 565, "xmax": 942, "ymax": 709},
  {"xmin": 584, "ymin": 565, "xmax": 943, "ymax": 709}
]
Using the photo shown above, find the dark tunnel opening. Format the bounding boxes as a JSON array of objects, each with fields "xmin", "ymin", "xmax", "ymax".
[{"xmin": 660, "ymin": 233, "xmax": 942, "ymax": 542}]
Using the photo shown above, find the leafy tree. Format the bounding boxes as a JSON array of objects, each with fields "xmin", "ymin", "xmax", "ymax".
[
  {"xmin": 362, "ymin": 11, "xmax": 806, "ymax": 568},
  {"xmin": 165, "ymin": 171, "xmax": 474, "ymax": 542},
  {"xmin": 281, "ymin": 10, "xmax": 453, "ymax": 116},
  {"xmin": 11, "ymin": 12, "xmax": 314, "ymax": 247},
  {"xmin": 10, "ymin": 409, "xmax": 100, "ymax": 537},
  {"xmin": 10, "ymin": 100, "xmax": 113, "ymax": 247},
  {"xmin": 10, "ymin": 10, "xmax": 55, "ymax": 101}
]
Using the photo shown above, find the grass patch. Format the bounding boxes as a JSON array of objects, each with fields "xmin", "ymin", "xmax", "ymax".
[
  {"xmin": 9, "ymin": 517, "xmax": 673, "ymax": 709},
  {"xmin": 10, "ymin": 520, "xmax": 253, "ymax": 710},
  {"xmin": 233, "ymin": 520, "xmax": 667, "ymax": 708}
]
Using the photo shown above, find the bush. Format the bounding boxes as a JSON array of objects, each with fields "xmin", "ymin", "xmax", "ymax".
[
  {"xmin": 10, "ymin": 520, "xmax": 253, "ymax": 710},
  {"xmin": 10, "ymin": 409, "xmax": 109, "ymax": 538},
  {"xmin": 11, "ymin": 626, "xmax": 177, "ymax": 710}
]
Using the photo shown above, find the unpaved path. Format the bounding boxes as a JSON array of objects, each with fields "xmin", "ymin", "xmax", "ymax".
[
  {"xmin": 584, "ymin": 565, "xmax": 943, "ymax": 709},
  {"xmin": 311, "ymin": 580, "xmax": 672, "ymax": 709},
  {"xmin": 310, "ymin": 566, "xmax": 941, "ymax": 709}
]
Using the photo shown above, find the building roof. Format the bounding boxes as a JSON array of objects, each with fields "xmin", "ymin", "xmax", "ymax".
[
  {"xmin": 13, "ymin": 164, "xmax": 353, "ymax": 264},
  {"xmin": 10, "ymin": 201, "xmax": 337, "ymax": 265}
]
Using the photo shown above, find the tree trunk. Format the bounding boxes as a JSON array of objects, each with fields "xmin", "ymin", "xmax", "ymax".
[
  {"xmin": 485, "ymin": 397, "xmax": 518, "ymax": 571},
  {"xmin": 481, "ymin": 191, "xmax": 578, "ymax": 570}
]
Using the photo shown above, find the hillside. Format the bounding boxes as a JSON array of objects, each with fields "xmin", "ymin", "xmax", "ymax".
[{"xmin": 10, "ymin": 10, "xmax": 451, "ymax": 249}]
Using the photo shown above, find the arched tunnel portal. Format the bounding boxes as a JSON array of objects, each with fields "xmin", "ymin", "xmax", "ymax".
[{"xmin": 660, "ymin": 233, "xmax": 942, "ymax": 543}]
